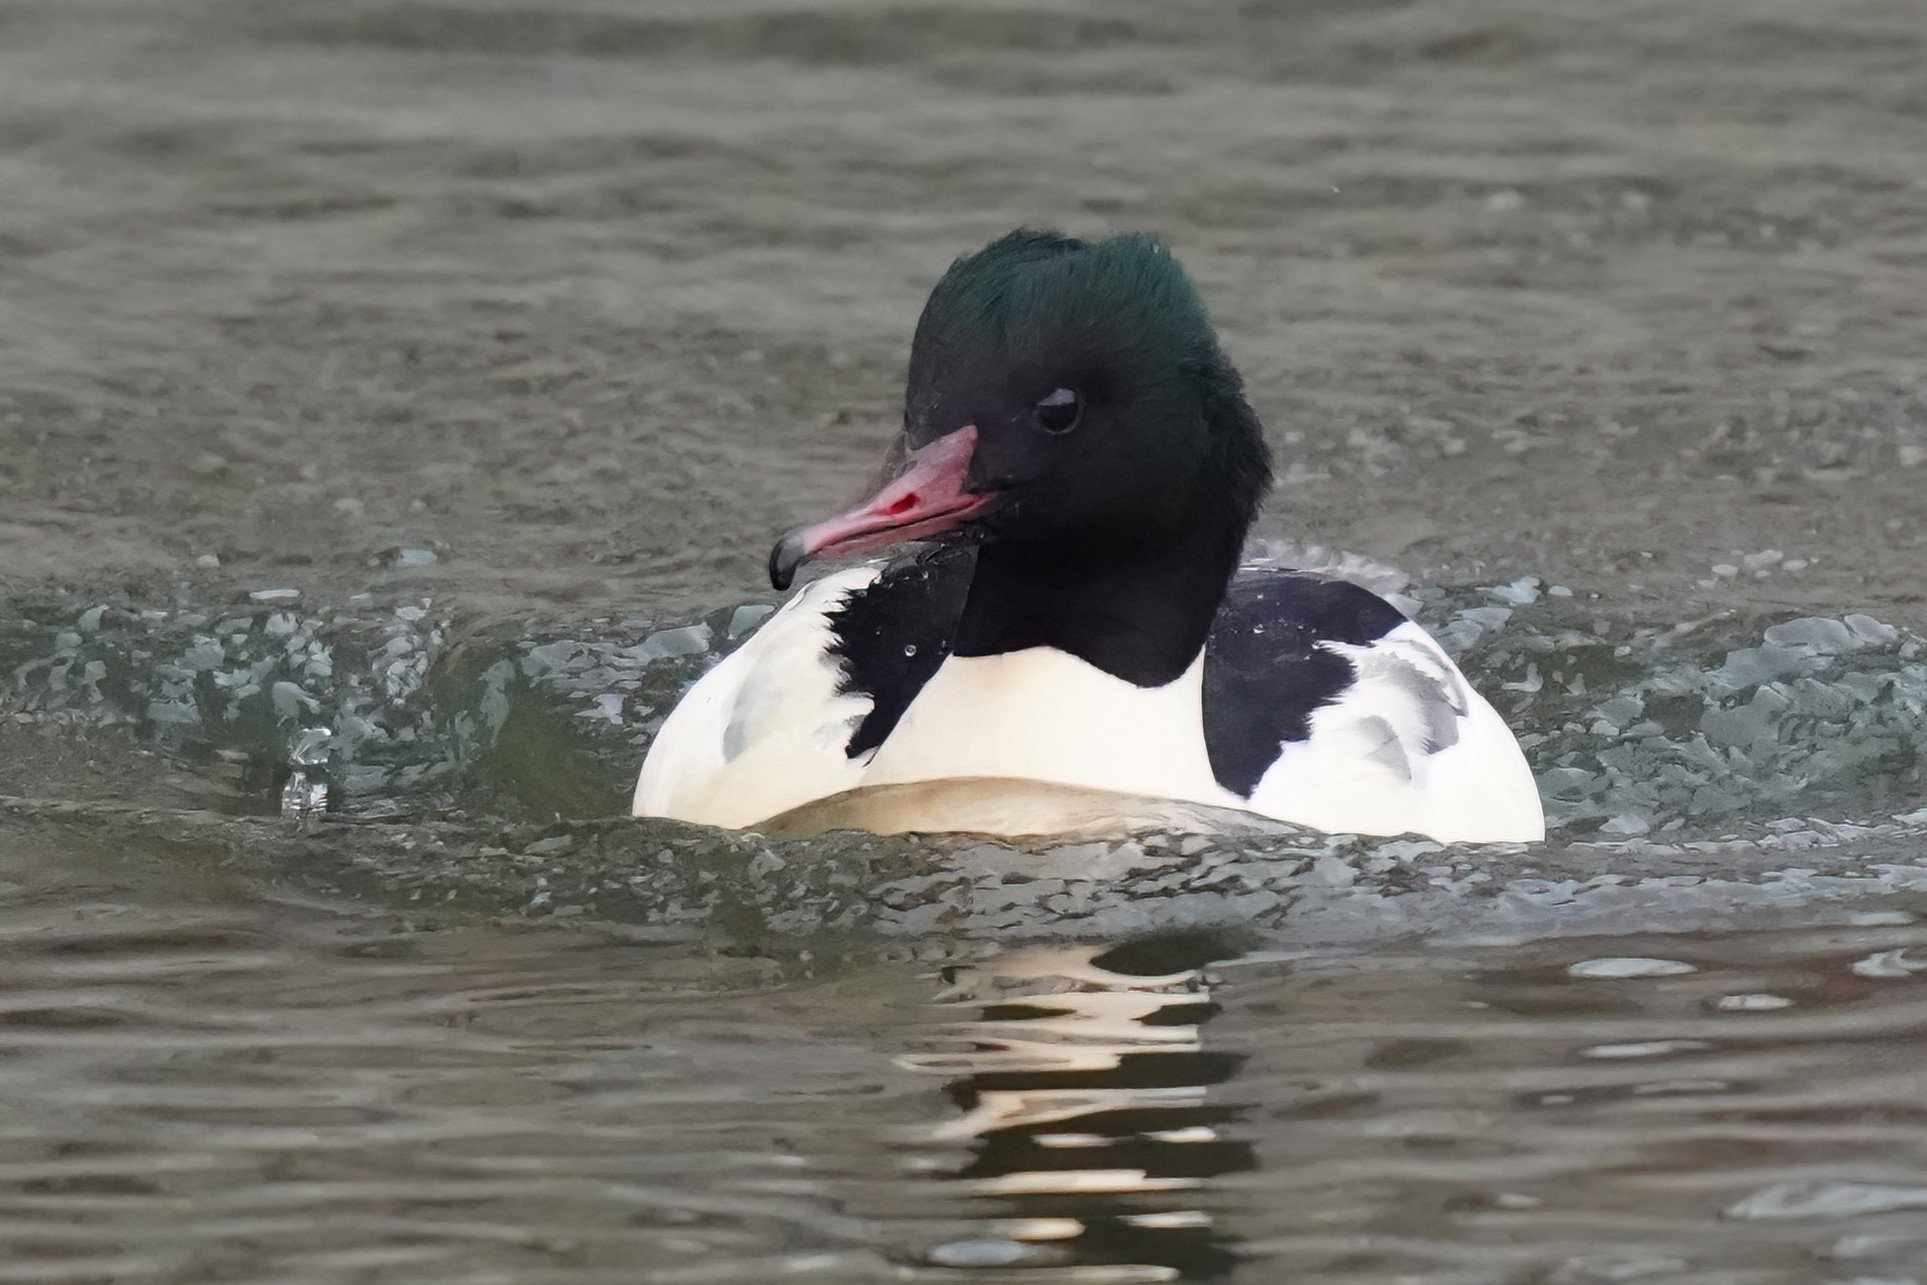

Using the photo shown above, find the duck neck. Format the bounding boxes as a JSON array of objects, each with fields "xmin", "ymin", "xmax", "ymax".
[{"xmin": 952, "ymin": 516, "xmax": 1246, "ymax": 688}]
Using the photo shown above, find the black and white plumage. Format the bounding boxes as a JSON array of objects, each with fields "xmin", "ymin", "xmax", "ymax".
[{"xmin": 634, "ymin": 231, "xmax": 1544, "ymax": 843}]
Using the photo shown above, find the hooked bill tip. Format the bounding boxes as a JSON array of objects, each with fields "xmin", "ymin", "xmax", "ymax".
[{"xmin": 768, "ymin": 531, "xmax": 807, "ymax": 591}]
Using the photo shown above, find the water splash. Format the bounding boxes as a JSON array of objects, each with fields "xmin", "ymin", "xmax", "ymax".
[{"xmin": 6, "ymin": 582, "xmax": 1927, "ymax": 948}]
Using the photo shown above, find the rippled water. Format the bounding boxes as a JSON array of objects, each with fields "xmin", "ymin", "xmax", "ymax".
[
  {"xmin": 7, "ymin": 817, "xmax": 1927, "ymax": 1283},
  {"xmin": 6, "ymin": 0, "xmax": 1927, "ymax": 1280}
]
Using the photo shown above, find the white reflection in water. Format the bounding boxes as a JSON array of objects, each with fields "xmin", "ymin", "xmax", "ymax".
[{"xmin": 899, "ymin": 933, "xmax": 1255, "ymax": 1281}]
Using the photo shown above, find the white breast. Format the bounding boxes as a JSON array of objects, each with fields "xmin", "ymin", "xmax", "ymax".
[{"xmin": 862, "ymin": 649, "xmax": 1234, "ymax": 807}]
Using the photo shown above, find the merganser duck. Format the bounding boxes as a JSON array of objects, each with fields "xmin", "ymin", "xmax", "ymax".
[{"xmin": 634, "ymin": 231, "xmax": 1544, "ymax": 843}]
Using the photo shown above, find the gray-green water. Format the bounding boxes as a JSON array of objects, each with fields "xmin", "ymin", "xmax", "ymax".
[{"xmin": 4, "ymin": 1, "xmax": 1927, "ymax": 1280}]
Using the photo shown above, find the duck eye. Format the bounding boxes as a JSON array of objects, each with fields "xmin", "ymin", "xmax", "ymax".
[{"xmin": 1033, "ymin": 387, "xmax": 1083, "ymax": 435}]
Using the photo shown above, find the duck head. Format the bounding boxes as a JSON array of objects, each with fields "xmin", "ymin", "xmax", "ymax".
[{"xmin": 770, "ymin": 230, "xmax": 1273, "ymax": 594}]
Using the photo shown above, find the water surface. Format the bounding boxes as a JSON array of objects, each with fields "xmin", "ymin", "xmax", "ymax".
[{"xmin": 3, "ymin": 0, "xmax": 1927, "ymax": 1280}]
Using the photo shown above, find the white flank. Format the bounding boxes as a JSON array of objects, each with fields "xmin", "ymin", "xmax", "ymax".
[
  {"xmin": 1249, "ymin": 621, "xmax": 1544, "ymax": 842},
  {"xmin": 631, "ymin": 566, "xmax": 877, "ymax": 828}
]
